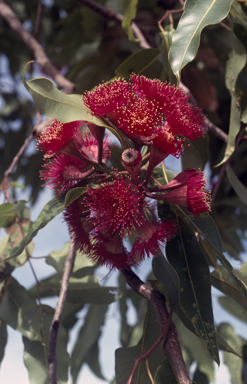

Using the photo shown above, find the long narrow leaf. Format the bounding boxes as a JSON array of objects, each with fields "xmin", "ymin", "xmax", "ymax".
[
  {"xmin": 169, "ymin": 0, "xmax": 234, "ymax": 83},
  {"xmin": 166, "ymin": 223, "xmax": 219, "ymax": 364}
]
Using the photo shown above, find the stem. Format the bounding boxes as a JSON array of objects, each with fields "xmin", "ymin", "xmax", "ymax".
[
  {"xmin": 0, "ymin": 0, "xmax": 75, "ymax": 93},
  {"xmin": 76, "ymin": 0, "xmax": 150, "ymax": 49},
  {"xmin": 48, "ymin": 240, "xmax": 76, "ymax": 384},
  {"xmin": 121, "ymin": 268, "xmax": 192, "ymax": 384},
  {"xmin": 126, "ymin": 308, "xmax": 173, "ymax": 384}
]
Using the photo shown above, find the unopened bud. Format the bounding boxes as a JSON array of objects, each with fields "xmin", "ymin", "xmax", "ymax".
[{"xmin": 121, "ymin": 149, "xmax": 142, "ymax": 180}]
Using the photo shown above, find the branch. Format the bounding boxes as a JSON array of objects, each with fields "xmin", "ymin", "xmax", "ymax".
[
  {"xmin": 48, "ymin": 239, "xmax": 76, "ymax": 384},
  {"xmin": 76, "ymin": 0, "xmax": 150, "ymax": 49},
  {"xmin": 126, "ymin": 309, "xmax": 173, "ymax": 384},
  {"xmin": 78, "ymin": 0, "xmax": 227, "ymax": 146},
  {"xmin": 1, "ymin": 117, "xmax": 53, "ymax": 202},
  {"xmin": 121, "ymin": 268, "xmax": 192, "ymax": 384},
  {"xmin": 205, "ymin": 118, "xmax": 228, "ymax": 144},
  {"xmin": 0, "ymin": 0, "xmax": 75, "ymax": 93}
]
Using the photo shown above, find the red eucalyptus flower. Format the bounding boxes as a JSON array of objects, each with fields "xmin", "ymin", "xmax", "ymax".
[
  {"xmin": 148, "ymin": 168, "xmax": 211, "ymax": 218},
  {"xmin": 131, "ymin": 74, "xmax": 205, "ymax": 141},
  {"xmin": 64, "ymin": 197, "xmax": 93, "ymax": 252},
  {"xmin": 117, "ymin": 95, "xmax": 164, "ymax": 140},
  {"xmin": 40, "ymin": 132, "xmax": 111, "ymax": 194},
  {"xmin": 130, "ymin": 220, "xmax": 178, "ymax": 263},
  {"xmin": 37, "ymin": 120, "xmax": 84, "ymax": 157},
  {"xmin": 84, "ymin": 173, "xmax": 146, "ymax": 237},
  {"xmin": 89, "ymin": 231, "xmax": 129, "ymax": 270},
  {"xmin": 83, "ymin": 78, "xmax": 130, "ymax": 125},
  {"xmin": 152, "ymin": 121, "xmax": 185, "ymax": 158},
  {"xmin": 40, "ymin": 154, "xmax": 91, "ymax": 194}
]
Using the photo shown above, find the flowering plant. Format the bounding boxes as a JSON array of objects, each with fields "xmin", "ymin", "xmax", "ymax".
[
  {"xmin": 37, "ymin": 74, "xmax": 210, "ymax": 270},
  {"xmin": 2, "ymin": 1, "xmax": 247, "ymax": 384}
]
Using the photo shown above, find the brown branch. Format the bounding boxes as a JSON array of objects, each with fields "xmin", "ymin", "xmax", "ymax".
[
  {"xmin": 126, "ymin": 308, "xmax": 173, "ymax": 384},
  {"xmin": 0, "ymin": 0, "xmax": 75, "ymax": 93},
  {"xmin": 1, "ymin": 117, "xmax": 53, "ymax": 202},
  {"xmin": 33, "ymin": 0, "xmax": 43, "ymax": 38},
  {"xmin": 205, "ymin": 118, "xmax": 228, "ymax": 144},
  {"xmin": 4, "ymin": 133, "xmax": 34, "ymax": 180},
  {"xmin": 48, "ymin": 239, "xmax": 76, "ymax": 384},
  {"xmin": 1, "ymin": 133, "xmax": 34, "ymax": 202},
  {"xmin": 76, "ymin": 0, "xmax": 150, "ymax": 49},
  {"xmin": 121, "ymin": 268, "xmax": 192, "ymax": 384}
]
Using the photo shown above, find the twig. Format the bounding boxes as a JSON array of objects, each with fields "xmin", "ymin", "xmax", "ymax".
[
  {"xmin": 158, "ymin": 7, "xmax": 184, "ymax": 30},
  {"xmin": 33, "ymin": 0, "xmax": 43, "ymax": 38},
  {"xmin": 220, "ymin": 21, "xmax": 232, "ymax": 33},
  {"xmin": 48, "ymin": 239, "xmax": 76, "ymax": 384},
  {"xmin": 4, "ymin": 133, "xmax": 34, "ymax": 180},
  {"xmin": 205, "ymin": 118, "xmax": 228, "ymax": 144},
  {"xmin": 76, "ymin": 0, "xmax": 150, "ymax": 49},
  {"xmin": 1, "ymin": 133, "xmax": 34, "ymax": 202},
  {"xmin": 1, "ymin": 117, "xmax": 52, "ymax": 202},
  {"xmin": 121, "ymin": 268, "xmax": 192, "ymax": 384},
  {"xmin": 126, "ymin": 308, "xmax": 173, "ymax": 384},
  {"xmin": 0, "ymin": 0, "xmax": 75, "ymax": 93}
]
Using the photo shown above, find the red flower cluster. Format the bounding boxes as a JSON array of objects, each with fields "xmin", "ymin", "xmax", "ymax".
[
  {"xmin": 84, "ymin": 74, "xmax": 205, "ymax": 146},
  {"xmin": 64, "ymin": 173, "xmax": 177, "ymax": 269},
  {"xmin": 37, "ymin": 74, "xmax": 210, "ymax": 270},
  {"xmin": 39, "ymin": 126, "xmax": 111, "ymax": 194}
]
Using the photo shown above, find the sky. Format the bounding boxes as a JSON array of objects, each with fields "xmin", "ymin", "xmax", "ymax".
[
  {"xmin": 1, "ymin": 156, "xmax": 246, "ymax": 384},
  {"xmin": 0, "ymin": 51, "xmax": 246, "ymax": 384}
]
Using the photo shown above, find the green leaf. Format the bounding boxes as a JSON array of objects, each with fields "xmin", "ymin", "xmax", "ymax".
[
  {"xmin": 0, "ymin": 320, "xmax": 7, "ymax": 365},
  {"xmin": 154, "ymin": 357, "xmax": 178, "ymax": 384},
  {"xmin": 184, "ymin": 213, "xmax": 247, "ymax": 297},
  {"xmin": 0, "ymin": 200, "xmax": 28, "ymax": 228},
  {"xmin": 118, "ymin": 273, "xmax": 133, "ymax": 347},
  {"xmin": 192, "ymin": 367, "xmax": 209, "ymax": 384},
  {"xmin": 188, "ymin": 214, "xmax": 223, "ymax": 253},
  {"xmin": 181, "ymin": 141, "xmax": 203, "ymax": 171},
  {"xmin": 211, "ymin": 266, "xmax": 247, "ymax": 313},
  {"xmin": 160, "ymin": 26, "xmax": 177, "ymax": 85},
  {"xmin": 65, "ymin": 276, "xmax": 120, "ymax": 304},
  {"xmin": 1, "ymin": 207, "xmax": 33, "ymax": 271},
  {"xmin": 216, "ymin": 330, "xmax": 242, "ymax": 357},
  {"xmin": 121, "ymin": 0, "xmax": 138, "ymax": 42},
  {"xmin": 169, "ymin": 0, "xmax": 234, "ymax": 83},
  {"xmin": 46, "ymin": 242, "xmax": 95, "ymax": 274},
  {"xmin": 23, "ymin": 304, "xmax": 70, "ymax": 384},
  {"xmin": 85, "ymin": 340, "xmax": 105, "ymax": 380},
  {"xmin": 172, "ymin": 313, "xmax": 215, "ymax": 383},
  {"xmin": 71, "ymin": 305, "xmax": 108, "ymax": 383},
  {"xmin": 217, "ymin": 323, "xmax": 243, "ymax": 384},
  {"xmin": 0, "ymin": 277, "xmax": 41, "ymax": 341},
  {"xmin": 23, "ymin": 76, "xmax": 107, "ymax": 127},
  {"xmin": 61, "ymin": 302, "xmax": 84, "ymax": 330},
  {"xmin": 219, "ymin": 296, "xmax": 247, "ymax": 324},
  {"xmin": 64, "ymin": 187, "xmax": 87, "ymax": 207},
  {"xmin": 218, "ymin": 26, "xmax": 247, "ymax": 165},
  {"xmin": 152, "ymin": 253, "xmax": 198, "ymax": 336},
  {"xmin": 166, "ymin": 223, "xmax": 219, "ymax": 364},
  {"xmin": 28, "ymin": 273, "xmax": 120, "ymax": 305},
  {"xmin": 230, "ymin": 2, "xmax": 247, "ymax": 29},
  {"xmin": 6, "ymin": 193, "xmax": 66, "ymax": 261},
  {"xmin": 9, "ymin": 181, "xmax": 25, "ymax": 189},
  {"xmin": 227, "ymin": 164, "xmax": 247, "ymax": 205},
  {"xmin": 115, "ymin": 49, "xmax": 162, "ymax": 79},
  {"xmin": 115, "ymin": 303, "xmax": 167, "ymax": 384}
]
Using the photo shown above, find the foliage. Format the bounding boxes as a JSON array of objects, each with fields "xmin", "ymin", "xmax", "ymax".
[{"xmin": 1, "ymin": 1, "xmax": 247, "ymax": 384}]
